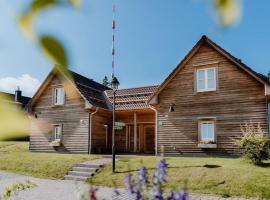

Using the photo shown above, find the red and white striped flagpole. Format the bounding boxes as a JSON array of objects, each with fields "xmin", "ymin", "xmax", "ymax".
[{"xmin": 112, "ymin": 3, "xmax": 116, "ymax": 79}]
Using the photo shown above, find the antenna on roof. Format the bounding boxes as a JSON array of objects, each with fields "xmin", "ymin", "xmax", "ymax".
[{"xmin": 111, "ymin": 2, "xmax": 116, "ymax": 79}]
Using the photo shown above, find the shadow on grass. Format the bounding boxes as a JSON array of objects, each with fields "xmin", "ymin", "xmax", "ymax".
[
  {"xmin": 115, "ymin": 164, "xmax": 221, "ymax": 174},
  {"xmin": 257, "ymin": 162, "xmax": 270, "ymax": 168}
]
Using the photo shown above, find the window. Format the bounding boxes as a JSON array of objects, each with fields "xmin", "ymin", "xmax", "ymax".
[
  {"xmin": 53, "ymin": 87, "xmax": 65, "ymax": 105},
  {"xmin": 53, "ymin": 125, "xmax": 62, "ymax": 141},
  {"xmin": 200, "ymin": 121, "xmax": 215, "ymax": 142},
  {"xmin": 197, "ymin": 68, "xmax": 216, "ymax": 92}
]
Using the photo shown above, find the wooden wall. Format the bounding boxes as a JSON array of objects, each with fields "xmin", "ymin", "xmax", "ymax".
[
  {"xmin": 155, "ymin": 43, "xmax": 268, "ymax": 155},
  {"xmin": 30, "ymin": 75, "xmax": 90, "ymax": 153},
  {"xmin": 91, "ymin": 110, "xmax": 111, "ymax": 153}
]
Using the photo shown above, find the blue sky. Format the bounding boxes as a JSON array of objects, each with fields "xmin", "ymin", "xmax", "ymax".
[{"xmin": 0, "ymin": 0, "xmax": 270, "ymax": 96}]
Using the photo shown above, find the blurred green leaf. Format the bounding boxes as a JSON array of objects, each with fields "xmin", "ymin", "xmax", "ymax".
[
  {"xmin": 214, "ymin": 0, "xmax": 242, "ymax": 27},
  {"xmin": 31, "ymin": 0, "xmax": 59, "ymax": 12},
  {"xmin": 18, "ymin": 12, "xmax": 35, "ymax": 40},
  {"xmin": 69, "ymin": 0, "xmax": 81, "ymax": 8},
  {"xmin": 0, "ymin": 95, "xmax": 30, "ymax": 141},
  {"xmin": 39, "ymin": 35, "xmax": 69, "ymax": 67}
]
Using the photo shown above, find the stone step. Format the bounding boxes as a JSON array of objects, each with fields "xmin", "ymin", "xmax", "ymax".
[
  {"xmin": 64, "ymin": 175, "xmax": 88, "ymax": 182},
  {"xmin": 72, "ymin": 166, "xmax": 98, "ymax": 173},
  {"xmin": 75, "ymin": 163, "xmax": 103, "ymax": 168},
  {"xmin": 69, "ymin": 171, "xmax": 94, "ymax": 177}
]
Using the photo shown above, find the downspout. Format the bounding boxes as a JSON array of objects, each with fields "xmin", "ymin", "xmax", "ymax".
[
  {"xmin": 88, "ymin": 107, "xmax": 99, "ymax": 154},
  {"xmin": 150, "ymin": 105, "xmax": 158, "ymax": 156},
  {"xmin": 266, "ymin": 99, "xmax": 270, "ymax": 137}
]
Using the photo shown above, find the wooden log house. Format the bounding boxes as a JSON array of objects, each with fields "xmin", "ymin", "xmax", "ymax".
[{"xmin": 28, "ymin": 36, "xmax": 270, "ymax": 155}]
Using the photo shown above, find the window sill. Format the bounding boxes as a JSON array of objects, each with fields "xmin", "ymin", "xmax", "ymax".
[
  {"xmin": 198, "ymin": 143, "xmax": 217, "ymax": 148},
  {"xmin": 49, "ymin": 141, "xmax": 61, "ymax": 147},
  {"xmin": 51, "ymin": 104, "xmax": 64, "ymax": 108},
  {"xmin": 196, "ymin": 89, "xmax": 216, "ymax": 93}
]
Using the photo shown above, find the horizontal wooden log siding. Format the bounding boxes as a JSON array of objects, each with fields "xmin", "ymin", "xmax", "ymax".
[
  {"xmin": 155, "ymin": 44, "xmax": 268, "ymax": 155},
  {"xmin": 30, "ymin": 75, "xmax": 90, "ymax": 153}
]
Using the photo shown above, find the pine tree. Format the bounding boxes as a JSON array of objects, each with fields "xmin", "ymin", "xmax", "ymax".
[{"xmin": 102, "ymin": 76, "xmax": 110, "ymax": 87}]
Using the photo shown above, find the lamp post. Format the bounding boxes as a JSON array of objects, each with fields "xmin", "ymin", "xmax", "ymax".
[{"xmin": 111, "ymin": 76, "xmax": 119, "ymax": 173}]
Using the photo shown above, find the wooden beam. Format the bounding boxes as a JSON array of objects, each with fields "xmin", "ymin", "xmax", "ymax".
[
  {"xmin": 134, "ymin": 112, "xmax": 137, "ymax": 152},
  {"xmin": 126, "ymin": 125, "xmax": 128, "ymax": 152}
]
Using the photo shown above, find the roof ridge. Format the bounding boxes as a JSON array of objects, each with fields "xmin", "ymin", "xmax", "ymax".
[{"xmin": 107, "ymin": 84, "xmax": 159, "ymax": 92}]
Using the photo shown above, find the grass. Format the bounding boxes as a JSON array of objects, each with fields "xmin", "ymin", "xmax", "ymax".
[
  {"xmin": 0, "ymin": 142, "xmax": 100, "ymax": 179},
  {"xmin": 90, "ymin": 156, "xmax": 270, "ymax": 199}
]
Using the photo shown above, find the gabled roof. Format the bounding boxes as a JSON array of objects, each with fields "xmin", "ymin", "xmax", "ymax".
[
  {"xmin": 149, "ymin": 35, "xmax": 270, "ymax": 103},
  {"xmin": 0, "ymin": 91, "xmax": 31, "ymax": 108},
  {"xmin": 28, "ymin": 66, "xmax": 111, "ymax": 109},
  {"xmin": 105, "ymin": 85, "xmax": 158, "ymax": 110},
  {"xmin": 70, "ymin": 70, "xmax": 111, "ymax": 109}
]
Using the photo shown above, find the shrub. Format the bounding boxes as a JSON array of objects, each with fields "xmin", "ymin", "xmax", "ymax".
[{"xmin": 237, "ymin": 122, "xmax": 269, "ymax": 165}]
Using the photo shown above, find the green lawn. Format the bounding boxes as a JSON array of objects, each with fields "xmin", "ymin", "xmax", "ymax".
[
  {"xmin": 0, "ymin": 142, "xmax": 100, "ymax": 179},
  {"xmin": 91, "ymin": 156, "xmax": 270, "ymax": 199}
]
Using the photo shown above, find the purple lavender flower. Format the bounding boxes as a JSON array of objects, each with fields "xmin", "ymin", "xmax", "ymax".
[
  {"xmin": 125, "ymin": 174, "xmax": 132, "ymax": 186},
  {"xmin": 135, "ymin": 189, "xmax": 142, "ymax": 200},
  {"xmin": 128, "ymin": 185, "xmax": 135, "ymax": 195},
  {"xmin": 139, "ymin": 166, "xmax": 148, "ymax": 184},
  {"xmin": 157, "ymin": 159, "xmax": 168, "ymax": 183},
  {"xmin": 151, "ymin": 188, "xmax": 164, "ymax": 200},
  {"xmin": 170, "ymin": 191, "xmax": 188, "ymax": 200}
]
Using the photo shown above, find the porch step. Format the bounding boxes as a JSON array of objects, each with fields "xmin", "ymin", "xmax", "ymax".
[
  {"xmin": 72, "ymin": 166, "xmax": 98, "ymax": 173},
  {"xmin": 75, "ymin": 163, "xmax": 103, "ymax": 168},
  {"xmin": 64, "ymin": 159, "xmax": 112, "ymax": 182},
  {"xmin": 64, "ymin": 175, "xmax": 88, "ymax": 182},
  {"xmin": 69, "ymin": 171, "xmax": 95, "ymax": 177}
]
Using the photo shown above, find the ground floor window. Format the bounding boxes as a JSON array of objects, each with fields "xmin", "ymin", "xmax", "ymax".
[
  {"xmin": 53, "ymin": 124, "xmax": 62, "ymax": 141},
  {"xmin": 199, "ymin": 120, "xmax": 215, "ymax": 142}
]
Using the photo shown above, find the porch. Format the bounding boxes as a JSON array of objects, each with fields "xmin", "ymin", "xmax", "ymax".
[{"xmin": 107, "ymin": 109, "xmax": 156, "ymax": 154}]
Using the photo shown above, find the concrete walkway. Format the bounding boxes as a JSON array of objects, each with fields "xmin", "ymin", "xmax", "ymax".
[{"xmin": 0, "ymin": 171, "xmax": 252, "ymax": 200}]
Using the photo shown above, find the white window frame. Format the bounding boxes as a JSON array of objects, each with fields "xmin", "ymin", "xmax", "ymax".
[
  {"xmin": 199, "ymin": 120, "xmax": 215, "ymax": 142},
  {"xmin": 53, "ymin": 124, "xmax": 62, "ymax": 142},
  {"xmin": 196, "ymin": 67, "xmax": 216, "ymax": 92},
  {"xmin": 53, "ymin": 87, "xmax": 65, "ymax": 106}
]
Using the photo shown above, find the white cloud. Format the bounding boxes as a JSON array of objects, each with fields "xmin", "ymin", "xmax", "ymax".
[{"xmin": 0, "ymin": 74, "xmax": 41, "ymax": 97}]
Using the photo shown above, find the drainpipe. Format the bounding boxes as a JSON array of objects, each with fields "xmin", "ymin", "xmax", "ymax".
[
  {"xmin": 88, "ymin": 107, "xmax": 99, "ymax": 154},
  {"xmin": 150, "ymin": 105, "xmax": 158, "ymax": 156}
]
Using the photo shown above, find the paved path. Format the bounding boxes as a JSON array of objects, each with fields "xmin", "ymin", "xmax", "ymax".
[{"xmin": 0, "ymin": 171, "xmax": 252, "ymax": 200}]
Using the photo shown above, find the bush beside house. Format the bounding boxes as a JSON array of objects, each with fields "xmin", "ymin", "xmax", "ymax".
[{"xmin": 237, "ymin": 122, "xmax": 270, "ymax": 165}]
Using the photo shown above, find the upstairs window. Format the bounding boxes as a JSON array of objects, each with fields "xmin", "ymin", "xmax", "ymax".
[
  {"xmin": 53, "ymin": 125, "xmax": 62, "ymax": 141},
  {"xmin": 53, "ymin": 87, "xmax": 65, "ymax": 105},
  {"xmin": 199, "ymin": 121, "xmax": 215, "ymax": 142},
  {"xmin": 197, "ymin": 68, "xmax": 216, "ymax": 92}
]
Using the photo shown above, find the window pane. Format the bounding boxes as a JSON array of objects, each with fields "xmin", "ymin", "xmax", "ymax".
[
  {"xmin": 201, "ymin": 123, "xmax": 208, "ymax": 140},
  {"xmin": 207, "ymin": 68, "xmax": 216, "ymax": 89},
  {"xmin": 197, "ymin": 70, "xmax": 205, "ymax": 90},
  {"xmin": 207, "ymin": 123, "xmax": 214, "ymax": 140},
  {"xmin": 201, "ymin": 122, "xmax": 215, "ymax": 141},
  {"xmin": 55, "ymin": 126, "xmax": 61, "ymax": 140},
  {"xmin": 54, "ymin": 88, "xmax": 64, "ymax": 105},
  {"xmin": 54, "ymin": 89, "xmax": 58, "ymax": 104}
]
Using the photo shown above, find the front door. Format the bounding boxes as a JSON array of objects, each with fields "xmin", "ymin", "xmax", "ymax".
[{"xmin": 143, "ymin": 125, "xmax": 155, "ymax": 153}]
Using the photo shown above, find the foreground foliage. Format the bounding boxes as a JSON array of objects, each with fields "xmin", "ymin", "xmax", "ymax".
[
  {"xmin": 91, "ymin": 157, "xmax": 270, "ymax": 199},
  {"xmin": 237, "ymin": 122, "xmax": 269, "ymax": 165},
  {"xmin": 0, "ymin": 142, "xmax": 100, "ymax": 179}
]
